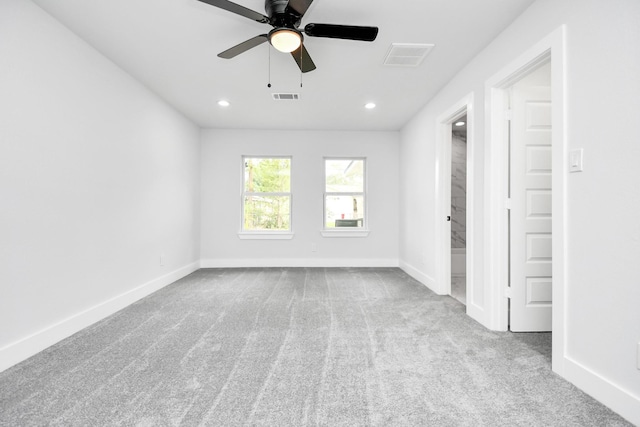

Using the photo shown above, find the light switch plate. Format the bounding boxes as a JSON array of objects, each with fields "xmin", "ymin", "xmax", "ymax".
[{"xmin": 569, "ymin": 149, "xmax": 584, "ymax": 173}]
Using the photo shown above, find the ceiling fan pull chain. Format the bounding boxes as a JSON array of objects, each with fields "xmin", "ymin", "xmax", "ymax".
[
  {"xmin": 267, "ymin": 45, "xmax": 272, "ymax": 88},
  {"xmin": 300, "ymin": 47, "xmax": 303, "ymax": 88}
]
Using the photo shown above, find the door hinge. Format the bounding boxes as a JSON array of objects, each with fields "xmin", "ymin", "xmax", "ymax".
[
  {"xmin": 504, "ymin": 198, "xmax": 512, "ymax": 210},
  {"xmin": 505, "ymin": 287, "xmax": 513, "ymax": 298},
  {"xmin": 504, "ymin": 109, "xmax": 513, "ymax": 121}
]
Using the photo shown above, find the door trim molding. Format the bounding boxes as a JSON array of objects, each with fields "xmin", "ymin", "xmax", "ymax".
[
  {"xmin": 484, "ymin": 26, "xmax": 566, "ymax": 374},
  {"xmin": 435, "ymin": 93, "xmax": 479, "ymax": 320}
]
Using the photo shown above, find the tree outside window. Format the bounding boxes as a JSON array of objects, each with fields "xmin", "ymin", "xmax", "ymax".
[{"xmin": 243, "ymin": 157, "xmax": 291, "ymax": 231}]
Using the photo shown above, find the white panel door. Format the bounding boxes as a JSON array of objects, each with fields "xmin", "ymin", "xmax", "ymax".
[{"xmin": 509, "ymin": 62, "xmax": 552, "ymax": 332}]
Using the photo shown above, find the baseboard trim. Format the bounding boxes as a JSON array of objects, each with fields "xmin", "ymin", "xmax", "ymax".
[
  {"xmin": 398, "ymin": 261, "xmax": 438, "ymax": 293},
  {"xmin": 466, "ymin": 302, "xmax": 486, "ymax": 327},
  {"xmin": 0, "ymin": 261, "xmax": 200, "ymax": 373},
  {"xmin": 200, "ymin": 258, "xmax": 399, "ymax": 268},
  {"xmin": 563, "ymin": 356, "xmax": 640, "ymax": 425}
]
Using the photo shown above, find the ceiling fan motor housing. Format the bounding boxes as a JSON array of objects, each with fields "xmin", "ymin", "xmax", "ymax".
[
  {"xmin": 265, "ymin": 0, "xmax": 301, "ymax": 27},
  {"xmin": 265, "ymin": 0, "xmax": 288, "ymax": 16}
]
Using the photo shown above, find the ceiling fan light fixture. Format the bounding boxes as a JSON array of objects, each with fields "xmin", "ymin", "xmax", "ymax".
[{"xmin": 269, "ymin": 28, "xmax": 302, "ymax": 53}]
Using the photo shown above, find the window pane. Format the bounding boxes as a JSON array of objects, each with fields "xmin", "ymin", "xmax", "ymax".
[
  {"xmin": 244, "ymin": 158, "xmax": 291, "ymax": 193},
  {"xmin": 325, "ymin": 195, "xmax": 364, "ymax": 228},
  {"xmin": 325, "ymin": 159, "xmax": 364, "ymax": 192},
  {"xmin": 244, "ymin": 196, "xmax": 290, "ymax": 230}
]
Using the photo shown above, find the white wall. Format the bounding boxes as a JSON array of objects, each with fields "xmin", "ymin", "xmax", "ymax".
[
  {"xmin": 0, "ymin": 0, "xmax": 201, "ymax": 371},
  {"xmin": 399, "ymin": 0, "xmax": 640, "ymax": 423},
  {"xmin": 399, "ymin": 109, "xmax": 437, "ymax": 285},
  {"xmin": 200, "ymin": 129, "xmax": 399, "ymax": 267}
]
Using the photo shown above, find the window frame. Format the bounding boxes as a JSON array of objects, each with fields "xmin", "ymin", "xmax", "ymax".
[
  {"xmin": 322, "ymin": 157, "xmax": 369, "ymax": 238},
  {"xmin": 239, "ymin": 155, "xmax": 294, "ymax": 240}
]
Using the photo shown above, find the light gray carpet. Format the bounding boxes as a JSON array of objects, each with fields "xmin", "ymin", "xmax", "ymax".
[{"xmin": 0, "ymin": 268, "xmax": 631, "ymax": 426}]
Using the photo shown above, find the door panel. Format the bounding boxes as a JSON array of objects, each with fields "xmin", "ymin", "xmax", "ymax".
[
  {"xmin": 526, "ymin": 146, "xmax": 552, "ymax": 172},
  {"xmin": 509, "ymin": 62, "xmax": 552, "ymax": 332},
  {"xmin": 526, "ymin": 278, "xmax": 553, "ymax": 304},
  {"xmin": 526, "ymin": 190, "xmax": 551, "ymax": 217}
]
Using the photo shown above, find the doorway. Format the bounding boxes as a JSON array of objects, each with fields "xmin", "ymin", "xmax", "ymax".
[
  {"xmin": 450, "ymin": 115, "xmax": 467, "ymax": 305},
  {"xmin": 435, "ymin": 93, "xmax": 477, "ymax": 321},
  {"xmin": 484, "ymin": 26, "xmax": 566, "ymax": 374},
  {"xmin": 486, "ymin": 57, "xmax": 553, "ymax": 332}
]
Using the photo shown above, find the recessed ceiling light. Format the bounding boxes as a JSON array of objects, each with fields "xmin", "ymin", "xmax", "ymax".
[
  {"xmin": 218, "ymin": 100, "xmax": 230, "ymax": 107},
  {"xmin": 365, "ymin": 102, "xmax": 376, "ymax": 110},
  {"xmin": 455, "ymin": 121, "xmax": 465, "ymax": 126}
]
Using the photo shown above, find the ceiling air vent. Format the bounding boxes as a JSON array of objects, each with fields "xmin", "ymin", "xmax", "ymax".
[
  {"xmin": 272, "ymin": 93, "xmax": 300, "ymax": 100},
  {"xmin": 383, "ymin": 43, "xmax": 435, "ymax": 67}
]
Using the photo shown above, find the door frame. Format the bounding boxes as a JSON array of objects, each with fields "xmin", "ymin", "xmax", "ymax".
[
  {"xmin": 435, "ymin": 93, "xmax": 478, "ymax": 319},
  {"xmin": 484, "ymin": 26, "xmax": 566, "ymax": 374}
]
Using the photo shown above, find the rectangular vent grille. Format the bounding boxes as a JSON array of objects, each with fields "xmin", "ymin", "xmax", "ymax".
[
  {"xmin": 272, "ymin": 93, "xmax": 300, "ymax": 100},
  {"xmin": 384, "ymin": 43, "xmax": 435, "ymax": 67}
]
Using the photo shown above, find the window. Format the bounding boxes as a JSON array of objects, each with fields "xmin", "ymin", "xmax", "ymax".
[
  {"xmin": 242, "ymin": 157, "xmax": 291, "ymax": 234},
  {"xmin": 324, "ymin": 158, "xmax": 366, "ymax": 231}
]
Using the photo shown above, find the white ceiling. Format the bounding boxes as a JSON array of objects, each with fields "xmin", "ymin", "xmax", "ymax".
[{"xmin": 31, "ymin": 0, "xmax": 536, "ymax": 131}]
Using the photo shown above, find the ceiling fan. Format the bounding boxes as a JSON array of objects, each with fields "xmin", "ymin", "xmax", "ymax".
[{"xmin": 196, "ymin": 0, "xmax": 379, "ymax": 73}]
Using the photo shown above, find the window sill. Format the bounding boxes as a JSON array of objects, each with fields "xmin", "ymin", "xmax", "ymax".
[
  {"xmin": 238, "ymin": 232, "xmax": 294, "ymax": 240},
  {"xmin": 321, "ymin": 229, "xmax": 370, "ymax": 238}
]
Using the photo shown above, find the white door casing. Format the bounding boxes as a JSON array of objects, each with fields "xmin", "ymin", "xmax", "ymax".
[
  {"xmin": 509, "ymin": 62, "xmax": 552, "ymax": 332},
  {"xmin": 434, "ymin": 93, "xmax": 478, "ymax": 321}
]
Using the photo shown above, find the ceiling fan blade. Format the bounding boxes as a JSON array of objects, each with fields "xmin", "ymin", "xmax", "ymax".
[
  {"xmin": 285, "ymin": 0, "xmax": 314, "ymax": 17},
  {"xmin": 291, "ymin": 43, "xmax": 316, "ymax": 73},
  {"xmin": 304, "ymin": 23, "xmax": 379, "ymax": 42},
  {"xmin": 196, "ymin": 0, "xmax": 269, "ymax": 24},
  {"xmin": 218, "ymin": 34, "xmax": 268, "ymax": 59}
]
